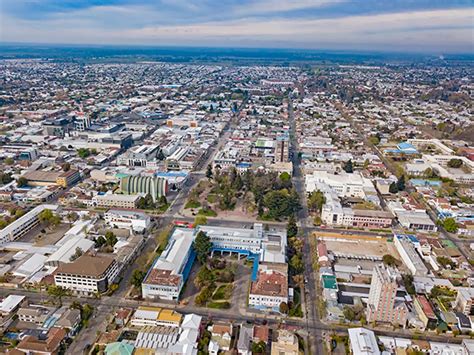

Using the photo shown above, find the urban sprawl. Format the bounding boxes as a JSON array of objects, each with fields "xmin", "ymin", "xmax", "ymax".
[{"xmin": 0, "ymin": 59, "xmax": 473, "ymax": 355}]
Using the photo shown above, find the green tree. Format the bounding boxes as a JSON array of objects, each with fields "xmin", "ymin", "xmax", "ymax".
[
  {"xmin": 194, "ymin": 215, "xmax": 208, "ymax": 227},
  {"xmin": 137, "ymin": 194, "xmax": 155, "ymax": 210},
  {"xmin": 17, "ymin": 176, "xmax": 28, "ymax": 188},
  {"xmin": 287, "ymin": 214, "xmax": 298, "ymax": 238},
  {"xmin": 447, "ymin": 158, "xmax": 463, "ymax": 168},
  {"xmin": 279, "ymin": 302, "xmax": 289, "ymax": 314},
  {"xmin": 61, "ymin": 162, "xmax": 71, "ymax": 172},
  {"xmin": 77, "ymin": 148, "xmax": 91, "ymax": 158},
  {"xmin": 193, "ymin": 231, "xmax": 212, "ymax": 265},
  {"xmin": 251, "ymin": 341, "xmax": 266, "ymax": 354},
  {"xmin": 397, "ymin": 175, "xmax": 406, "ymax": 191},
  {"xmin": 382, "ymin": 254, "xmax": 397, "ymax": 267},
  {"xmin": 308, "ymin": 190, "xmax": 325, "ymax": 212},
  {"xmin": 343, "ymin": 306, "xmax": 356, "ymax": 321},
  {"xmin": 105, "ymin": 231, "xmax": 117, "ymax": 247},
  {"xmin": 0, "ymin": 172, "xmax": 13, "ymax": 185},
  {"xmin": 69, "ymin": 247, "xmax": 83, "ymax": 261},
  {"xmin": 94, "ymin": 236, "xmax": 106, "ymax": 248},
  {"xmin": 131, "ymin": 270, "xmax": 147, "ymax": 288},
  {"xmin": 443, "ymin": 218, "xmax": 458, "ymax": 233},
  {"xmin": 206, "ymin": 164, "xmax": 213, "ymax": 180},
  {"xmin": 289, "ymin": 255, "xmax": 304, "ymax": 274},
  {"xmin": 157, "ymin": 149, "xmax": 166, "ymax": 161},
  {"xmin": 4, "ymin": 157, "xmax": 14, "ymax": 165},
  {"xmin": 343, "ymin": 160, "xmax": 353, "ymax": 173},
  {"xmin": 194, "ymin": 266, "xmax": 215, "ymax": 289},
  {"xmin": 402, "ymin": 274, "xmax": 415, "ymax": 295},
  {"xmin": 47, "ymin": 285, "xmax": 68, "ymax": 305},
  {"xmin": 389, "ymin": 182, "xmax": 399, "ymax": 194},
  {"xmin": 437, "ymin": 256, "xmax": 456, "ymax": 269}
]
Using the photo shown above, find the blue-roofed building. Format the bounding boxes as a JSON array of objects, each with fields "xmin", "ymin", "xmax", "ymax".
[{"xmin": 384, "ymin": 142, "xmax": 419, "ymax": 156}]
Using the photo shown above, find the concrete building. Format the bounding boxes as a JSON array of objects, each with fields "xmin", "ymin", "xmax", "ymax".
[
  {"xmin": 92, "ymin": 193, "xmax": 142, "ymax": 209},
  {"xmin": 117, "ymin": 144, "xmax": 161, "ymax": 167},
  {"xmin": 131, "ymin": 306, "xmax": 182, "ymax": 328},
  {"xmin": 348, "ymin": 328, "xmax": 380, "ymax": 355},
  {"xmin": 456, "ymin": 288, "xmax": 474, "ymax": 316},
  {"xmin": 54, "ymin": 255, "xmax": 120, "ymax": 295},
  {"xmin": 248, "ymin": 263, "xmax": 288, "ymax": 311},
  {"xmin": 270, "ymin": 329, "xmax": 299, "ymax": 355},
  {"xmin": 0, "ymin": 204, "xmax": 59, "ymax": 244},
  {"xmin": 366, "ymin": 264, "xmax": 408, "ymax": 326},
  {"xmin": 394, "ymin": 235, "xmax": 428, "ymax": 276},
  {"xmin": 104, "ymin": 209, "xmax": 151, "ymax": 233},
  {"xmin": 142, "ymin": 228, "xmax": 196, "ymax": 301},
  {"xmin": 119, "ymin": 175, "xmax": 168, "ymax": 202},
  {"xmin": 23, "ymin": 169, "xmax": 81, "ymax": 188}
]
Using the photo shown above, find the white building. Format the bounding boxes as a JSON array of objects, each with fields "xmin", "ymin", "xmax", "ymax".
[
  {"xmin": 142, "ymin": 228, "xmax": 196, "ymax": 301},
  {"xmin": 348, "ymin": 328, "xmax": 380, "ymax": 355},
  {"xmin": 394, "ymin": 235, "xmax": 428, "ymax": 276},
  {"xmin": 248, "ymin": 263, "xmax": 288, "ymax": 311},
  {"xmin": 104, "ymin": 209, "xmax": 150, "ymax": 233},
  {"xmin": 0, "ymin": 204, "xmax": 59, "ymax": 244}
]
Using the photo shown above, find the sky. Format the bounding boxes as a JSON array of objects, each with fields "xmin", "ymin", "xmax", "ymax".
[{"xmin": 0, "ymin": 0, "xmax": 473, "ymax": 53}]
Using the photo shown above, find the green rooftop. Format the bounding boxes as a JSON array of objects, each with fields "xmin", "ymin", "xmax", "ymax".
[{"xmin": 322, "ymin": 275, "xmax": 338, "ymax": 290}]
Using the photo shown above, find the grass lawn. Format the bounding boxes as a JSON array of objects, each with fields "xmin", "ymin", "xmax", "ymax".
[
  {"xmin": 198, "ymin": 208, "xmax": 218, "ymax": 217},
  {"xmin": 212, "ymin": 284, "xmax": 233, "ymax": 301},
  {"xmin": 185, "ymin": 200, "xmax": 201, "ymax": 209},
  {"xmin": 207, "ymin": 301, "xmax": 231, "ymax": 309}
]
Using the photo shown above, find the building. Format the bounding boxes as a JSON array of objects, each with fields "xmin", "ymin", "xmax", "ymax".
[
  {"xmin": 17, "ymin": 305, "xmax": 55, "ymax": 325},
  {"xmin": 92, "ymin": 193, "xmax": 142, "ymax": 209},
  {"xmin": 456, "ymin": 288, "xmax": 474, "ymax": 316},
  {"xmin": 16, "ymin": 327, "xmax": 66, "ymax": 355},
  {"xmin": 117, "ymin": 144, "xmax": 161, "ymax": 167},
  {"xmin": 104, "ymin": 209, "xmax": 151, "ymax": 233},
  {"xmin": 394, "ymin": 235, "xmax": 428, "ymax": 276},
  {"xmin": 270, "ymin": 329, "xmax": 299, "ymax": 355},
  {"xmin": 143, "ymin": 223, "xmax": 287, "ymax": 301},
  {"xmin": 142, "ymin": 228, "xmax": 196, "ymax": 301},
  {"xmin": 396, "ymin": 211, "xmax": 437, "ymax": 232},
  {"xmin": 119, "ymin": 175, "xmax": 168, "ymax": 202},
  {"xmin": 0, "ymin": 295, "xmax": 25, "ymax": 316},
  {"xmin": 348, "ymin": 328, "xmax": 380, "ymax": 355},
  {"xmin": 249, "ymin": 263, "xmax": 288, "ymax": 311},
  {"xmin": 74, "ymin": 113, "xmax": 91, "ymax": 131},
  {"xmin": 366, "ymin": 264, "xmax": 408, "ymax": 326},
  {"xmin": 208, "ymin": 323, "xmax": 232, "ymax": 354},
  {"xmin": 0, "ymin": 204, "xmax": 59, "ymax": 244},
  {"xmin": 414, "ymin": 295, "xmax": 437, "ymax": 329},
  {"xmin": 54, "ymin": 255, "xmax": 120, "ymax": 295},
  {"xmin": 22, "ymin": 169, "xmax": 81, "ymax": 188},
  {"xmin": 131, "ymin": 306, "xmax": 182, "ymax": 328}
]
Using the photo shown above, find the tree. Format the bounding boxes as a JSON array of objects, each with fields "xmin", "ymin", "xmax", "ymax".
[
  {"xmin": 443, "ymin": 218, "xmax": 458, "ymax": 233},
  {"xmin": 66, "ymin": 211, "xmax": 79, "ymax": 223},
  {"xmin": 61, "ymin": 162, "xmax": 71, "ymax": 172},
  {"xmin": 308, "ymin": 190, "xmax": 325, "ymax": 212},
  {"xmin": 279, "ymin": 302, "xmax": 289, "ymax": 314},
  {"xmin": 382, "ymin": 254, "xmax": 397, "ymax": 267},
  {"xmin": 137, "ymin": 194, "xmax": 155, "ymax": 210},
  {"xmin": 193, "ymin": 231, "xmax": 212, "ymax": 265},
  {"xmin": 343, "ymin": 160, "xmax": 353, "ymax": 173},
  {"xmin": 251, "ymin": 341, "xmax": 266, "ymax": 354},
  {"xmin": 47, "ymin": 285, "xmax": 68, "ymax": 305},
  {"xmin": 287, "ymin": 214, "xmax": 298, "ymax": 238},
  {"xmin": 194, "ymin": 215, "xmax": 208, "ymax": 227},
  {"xmin": 437, "ymin": 256, "xmax": 456, "ymax": 269},
  {"xmin": 77, "ymin": 148, "xmax": 91, "ymax": 158},
  {"xmin": 38, "ymin": 209, "xmax": 61, "ymax": 227},
  {"xmin": 69, "ymin": 247, "xmax": 83, "ymax": 261},
  {"xmin": 131, "ymin": 270, "xmax": 146, "ymax": 288},
  {"xmin": 0, "ymin": 172, "xmax": 13, "ymax": 185},
  {"xmin": 94, "ymin": 236, "xmax": 106, "ymax": 248},
  {"xmin": 17, "ymin": 176, "xmax": 28, "ymax": 188},
  {"xmin": 447, "ymin": 158, "xmax": 463, "ymax": 169},
  {"xmin": 397, "ymin": 175, "xmax": 406, "ymax": 191},
  {"xmin": 105, "ymin": 231, "xmax": 117, "ymax": 247},
  {"xmin": 206, "ymin": 164, "xmax": 213, "ymax": 180},
  {"xmin": 289, "ymin": 255, "xmax": 304, "ymax": 274},
  {"xmin": 402, "ymin": 274, "xmax": 415, "ymax": 295},
  {"xmin": 4, "ymin": 157, "xmax": 14, "ymax": 165},
  {"xmin": 194, "ymin": 266, "xmax": 215, "ymax": 289},
  {"xmin": 157, "ymin": 149, "xmax": 166, "ymax": 161},
  {"xmin": 343, "ymin": 306, "xmax": 356, "ymax": 321},
  {"xmin": 389, "ymin": 182, "xmax": 399, "ymax": 194}
]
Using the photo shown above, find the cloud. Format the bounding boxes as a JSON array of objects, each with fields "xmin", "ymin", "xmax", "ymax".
[
  {"xmin": 0, "ymin": 3, "xmax": 473, "ymax": 53},
  {"xmin": 232, "ymin": 0, "xmax": 346, "ymax": 15}
]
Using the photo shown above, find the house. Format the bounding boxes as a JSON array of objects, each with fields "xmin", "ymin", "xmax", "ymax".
[
  {"xmin": 105, "ymin": 341, "xmax": 135, "ymax": 355},
  {"xmin": 348, "ymin": 328, "xmax": 380, "ymax": 355},
  {"xmin": 208, "ymin": 322, "xmax": 232, "ymax": 353},
  {"xmin": 248, "ymin": 263, "xmax": 288, "ymax": 311},
  {"xmin": 114, "ymin": 308, "xmax": 133, "ymax": 327},
  {"xmin": 237, "ymin": 324, "xmax": 253, "ymax": 355},
  {"xmin": 270, "ymin": 329, "xmax": 299, "ymax": 355},
  {"xmin": 16, "ymin": 327, "xmax": 66, "ymax": 355},
  {"xmin": 0, "ymin": 295, "xmax": 25, "ymax": 316}
]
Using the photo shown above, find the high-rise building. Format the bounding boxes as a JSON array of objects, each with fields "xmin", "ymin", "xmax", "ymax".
[
  {"xmin": 74, "ymin": 112, "xmax": 91, "ymax": 131},
  {"xmin": 366, "ymin": 264, "xmax": 407, "ymax": 326}
]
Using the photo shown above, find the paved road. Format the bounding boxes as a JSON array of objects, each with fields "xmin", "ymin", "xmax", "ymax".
[{"xmin": 288, "ymin": 98, "xmax": 324, "ymax": 355}]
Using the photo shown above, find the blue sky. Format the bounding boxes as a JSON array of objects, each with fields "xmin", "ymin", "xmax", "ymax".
[{"xmin": 1, "ymin": 0, "xmax": 473, "ymax": 53}]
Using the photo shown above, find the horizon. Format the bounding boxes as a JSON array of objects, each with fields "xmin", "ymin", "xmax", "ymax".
[{"xmin": 1, "ymin": 0, "xmax": 473, "ymax": 54}]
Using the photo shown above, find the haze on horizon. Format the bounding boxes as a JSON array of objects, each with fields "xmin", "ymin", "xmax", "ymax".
[{"xmin": 0, "ymin": 0, "xmax": 473, "ymax": 54}]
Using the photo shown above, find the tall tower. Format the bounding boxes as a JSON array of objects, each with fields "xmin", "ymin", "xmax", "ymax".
[{"xmin": 367, "ymin": 264, "xmax": 407, "ymax": 326}]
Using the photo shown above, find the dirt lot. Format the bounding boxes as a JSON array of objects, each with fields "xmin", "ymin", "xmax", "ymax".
[
  {"xmin": 323, "ymin": 237, "xmax": 399, "ymax": 259},
  {"xmin": 20, "ymin": 223, "xmax": 71, "ymax": 246}
]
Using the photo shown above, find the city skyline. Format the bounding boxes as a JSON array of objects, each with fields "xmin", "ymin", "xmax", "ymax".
[{"xmin": 1, "ymin": 0, "xmax": 473, "ymax": 53}]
